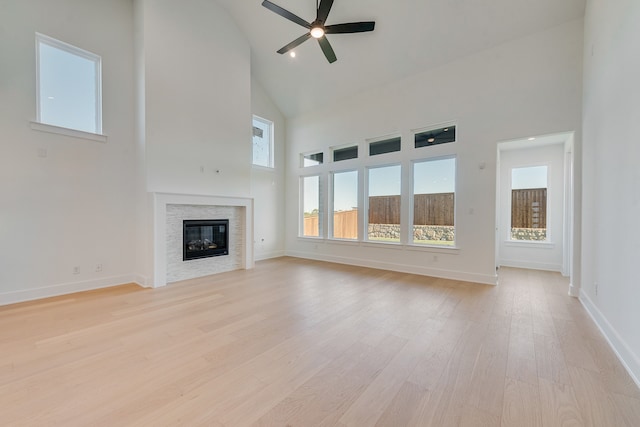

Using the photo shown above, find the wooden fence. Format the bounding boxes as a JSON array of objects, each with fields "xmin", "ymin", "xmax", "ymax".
[
  {"xmin": 511, "ymin": 188, "xmax": 546, "ymax": 228},
  {"xmin": 333, "ymin": 210, "xmax": 358, "ymax": 239},
  {"xmin": 303, "ymin": 193, "xmax": 457, "ymax": 236},
  {"xmin": 368, "ymin": 193, "xmax": 455, "ymax": 225}
]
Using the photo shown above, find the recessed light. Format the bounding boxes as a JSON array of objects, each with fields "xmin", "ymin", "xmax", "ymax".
[
  {"xmin": 444, "ymin": 128, "xmax": 449, "ymax": 131},
  {"xmin": 428, "ymin": 138, "xmax": 435, "ymax": 143},
  {"xmin": 528, "ymin": 137, "xmax": 536, "ymax": 141},
  {"xmin": 47, "ymin": 96, "xmax": 54, "ymax": 100},
  {"xmin": 290, "ymin": 51, "xmax": 296, "ymax": 58}
]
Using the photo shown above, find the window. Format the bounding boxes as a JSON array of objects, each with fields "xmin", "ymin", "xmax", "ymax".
[
  {"xmin": 415, "ymin": 126, "xmax": 456, "ymax": 148},
  {"xmin": 369, "ymin": 137, "xmax": 401, "ymax": 156},
  {"xmin": 412, "ymin": 157, "xmax": 456, "ymax": 246},
  {"xmin": 331, "ymin": 171, "xmax": 358, "ymax": 240},
  {"xmin": 367, "ymin": 165, "xmax": 401, "ymax": 242},
  {"xmin": 252, "ymin": 116, "xmax": 274, "ymax": 168},
  {"xmin": 302, "ymin": 175, "xmax": 321, "ymax": 237},
  {"xmin": 333, "ymin": 145, "xmax": 358, "ymax": 162},
  {"xmin": 303, "ymin": 152, "xmax": 323, "ymax": 167},
  {"xmin": 511, "ymin": 166, "xmax": 547, "ymax": 241},
  {"xmin": 36, "ymin": 33, "xmax": 102, "ymax": 134}
]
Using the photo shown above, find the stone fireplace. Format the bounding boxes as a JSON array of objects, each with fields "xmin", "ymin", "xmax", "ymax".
[{"xmin": 152, "ymin": 193, "xmax": 254, "ymax": 287}]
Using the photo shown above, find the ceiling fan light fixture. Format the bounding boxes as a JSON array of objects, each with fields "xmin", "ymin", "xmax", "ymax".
[{"xmin": 310, "ymin": 26, "xmax": 325, "ymax": 38}]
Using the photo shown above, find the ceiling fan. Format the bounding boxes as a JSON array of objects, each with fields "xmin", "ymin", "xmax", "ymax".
[{"xmin": 262, "ymin": 0, "xmax": 375, "ymax": 64}]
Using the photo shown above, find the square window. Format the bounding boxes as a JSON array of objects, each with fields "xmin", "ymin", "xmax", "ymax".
[
  {"xmin": 36, "ymin": 33, "xmax": 102, "ymax": 134},
  {"xmin": 253, "ymin": 116, "xmax": 274, "ymax": 168}
]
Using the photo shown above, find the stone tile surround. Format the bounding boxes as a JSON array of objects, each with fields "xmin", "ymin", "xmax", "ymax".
[{"xmin": 166, "ymin": 204, "xmax": 244, "ymax": 283}]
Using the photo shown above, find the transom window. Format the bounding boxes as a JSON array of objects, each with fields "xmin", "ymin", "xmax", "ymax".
[
  {"xmin": 415, "ymin": 126, "xmax": 456, "ymax": 148},
  {"xmin": 333, "ymin": 145, "xmax": 358, "ymax": 162},
  {"xmin": 36, "ymin": 33, "xmax": 102, "ymax": 134}
]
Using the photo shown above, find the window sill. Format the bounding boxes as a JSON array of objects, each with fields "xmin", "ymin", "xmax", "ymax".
[
  {"xmin": 297, "ymin": 236, "xmax": 324, "ymax": 241},
  {"xmin": 30, "ymin": 121, "xmax": 107, "ymax": 143},
  {"xmin": 504, "ymin": 240, "xmax": 555, "ymax": 249},
  {"xmin": 404, "ymin": 244, "xmax": 460, "ymax": 254},
  {"xmin": 252, "ymin": 164, "xmax": 275, "ymax": 171},
  {"xmin": 298, "ymin": 237, "xmax": 461, "ymax": 254}
]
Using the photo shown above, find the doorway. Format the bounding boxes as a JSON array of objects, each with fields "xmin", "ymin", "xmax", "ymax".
[{"xmin": 496, "ymin": 132, "xmax": 574, "ymax": 284}]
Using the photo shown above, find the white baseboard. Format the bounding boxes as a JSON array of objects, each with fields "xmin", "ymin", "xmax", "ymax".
[
  {"xmin": 133, "ymin": 274, "xmax": 151, "ymax": 288},
  {"xmin": 579, "ymin": 290, "xmax": 640, "ymax": 390},
  {"xmin": 285, "ymin": 250, "xmax": 497, "ymax": 285},
  {"xmin": 0, "ymin": 275, "xmax": 145, "ymax": 307},
  {"xmin": 499, "ymin": 259, "xmax": 562, "ymax": 272},
  {"xmin": 254, "ymin": 249, "xmax": 286, "ymax": 262},
  {"xmin": 568, "ymin": 283, "xmax": 580, "ymax": 297}
]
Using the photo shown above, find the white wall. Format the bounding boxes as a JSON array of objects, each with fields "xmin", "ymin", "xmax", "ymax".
[
  {"xmin": 285, "ymin": 19, "xmax": 584, "ymax": 284},
  {"xmin": 580, "ymin": 0, "xmax": 640, "ymax": 384},
  {"xmin": 0, "ymin": 0, "xmax": 137, "ymax": 304},
  {"xmin": 133, "ymin": 0, "xmax": 254, "ymax": 283},
  {"xmin": 251, "ymin": 77, "xmax": 286, "ymax": 260},
  {"xmin": 140, "ymin": 0, "xmax": 252, "ymax": 197},
  {"xmin": 498, "ymin": 144, "xmax": 565, "ymax": 272}
]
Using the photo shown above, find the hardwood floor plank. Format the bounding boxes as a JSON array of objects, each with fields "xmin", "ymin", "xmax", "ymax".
[
  {"xmin": 373, "ymin": 381, "xmax": 428, "ymax": 427},
  {"xmin": 538, "ymin": 377, "xmax": 585, "ymax": 426},
  {"xmin": 0, "ymin": 260, "xmax": 638, "ymax": 426},
  {"xmin": 501, "ymin": 377, "xmax": 542, "ymax": 427}
]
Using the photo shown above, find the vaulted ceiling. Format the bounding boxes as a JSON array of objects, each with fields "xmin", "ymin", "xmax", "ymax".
[{"xmin": 217, "ymin": 0, "xmax": 586, "ymax": 118}]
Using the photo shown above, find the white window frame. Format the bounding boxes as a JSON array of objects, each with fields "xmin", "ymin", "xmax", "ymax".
[
  {"xmin": 34, "ymin": 33, "xmax": 104, "ymax": 139},
  {"xmin": 365, "ymin": 163, "xmax": 402, "ymax": 244},
  {"xmin": 252, "ymin": 115, "xmax": 274, "ymax": 168},
  {"xmin": 330, "ymin": 169, "xmax": 359, "ymax": 241},
  {"xmin": 409, "ymin": 155, "xmax": 458, "ymax": 248},
  {"xmin": 508, "ymin": 163, "xmax": 550, "ymax": 243},
  {"xmin": 301, "ymin": 150, "xmax": 324, "ymax": 168},
  {"xmin": 300, "ymin": 174, "xmax": 323, "ymax": 238}
]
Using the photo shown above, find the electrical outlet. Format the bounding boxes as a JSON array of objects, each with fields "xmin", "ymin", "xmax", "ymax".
[
  {"xmin": 96, "ymin": 264, "xmax": 103, "ymax": 273},
  {"xmin": 73, "ymin": 266, "xmax": 80, "ymax": 275}
]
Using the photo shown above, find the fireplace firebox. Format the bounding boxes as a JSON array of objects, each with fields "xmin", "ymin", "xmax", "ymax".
[{"xmin": 183, "ymin": 219, "xmax": 229, "ymax": 261}]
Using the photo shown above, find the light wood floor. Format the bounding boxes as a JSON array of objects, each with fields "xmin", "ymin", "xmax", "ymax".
[{"xmin": 1, "ymin": 258, "xmax": 639, "ymax": 426}]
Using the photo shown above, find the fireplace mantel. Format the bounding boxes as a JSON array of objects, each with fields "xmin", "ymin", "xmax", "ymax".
[{"xmin": 152, "ymin": 192, "xmax": 254, "ymax": 287}]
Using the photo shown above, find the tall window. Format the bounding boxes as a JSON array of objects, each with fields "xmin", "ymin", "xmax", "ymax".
[
  {"xmin": 367, "ymin": 165, "xmax": 401, "ymax": 242},
  {"xmin": 36, "ymin": 33, "xmax": 102, "ymax": 134},
  {"xmin": 413, "ymin": 157, "xmax": 456, "ymax": 246},
  {"xmin": 332, "ymin": 171, "xmax": 358, "ymax": 240},
  {"xmin": 302, "ymin": 175, "xmax": 321, "ymax": 237},
  {"xmin": 252, "ymin": 116, "xmax": 274, "ymax": 168},
  {"xmin": 511, "ymin": 166, "xmax": 548, "ymax": 241}
]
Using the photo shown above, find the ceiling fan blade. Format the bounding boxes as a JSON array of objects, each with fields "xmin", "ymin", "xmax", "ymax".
[
  {"xmin": 325, "ymin": 21, "xmax": 375, "ymax": 34},
  {"xmin": 262, "ymin": 0, "xmax": 311, "ymax": 29},
  {"xmin": 316, "ymin": 0, "xmax": 334, "ymax": 24},
  {"xmin": 318, "ymin": 36, "xmax": 337, "ymax": 63},
  {"xmin": 277, "ymin": 33, "xmax": 312, "ymax": 54}
]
